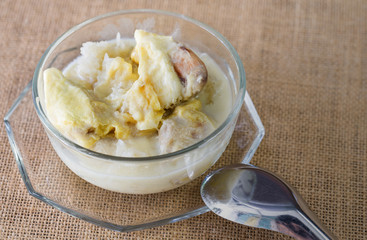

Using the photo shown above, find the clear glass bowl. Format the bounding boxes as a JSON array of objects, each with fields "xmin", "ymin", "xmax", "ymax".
[
  {"xmin": 4, "ymin": 10, "xmax": 265, "ymax": 231},
  {"xmin": 34, "ymin": 9, "xmax": 247, "ymax": 194}
]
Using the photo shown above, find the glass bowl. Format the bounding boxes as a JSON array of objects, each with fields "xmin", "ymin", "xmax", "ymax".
[
  {"xmin": 33, "ymin": 9, "xmax": 246, "ymax": 194},
  {"xmin": 5, "ymin": 9, "xmax": 265, "ymax": 231}
]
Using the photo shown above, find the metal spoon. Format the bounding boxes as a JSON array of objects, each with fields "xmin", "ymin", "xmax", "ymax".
[{"xmin": 201, "ymin": 164, "xmax": 337, "ymax": 239}]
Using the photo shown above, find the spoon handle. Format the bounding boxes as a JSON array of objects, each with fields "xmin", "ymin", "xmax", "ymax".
[{"xmin": 282, "ymin": 196, "xmax": 338, "ymax": 240}]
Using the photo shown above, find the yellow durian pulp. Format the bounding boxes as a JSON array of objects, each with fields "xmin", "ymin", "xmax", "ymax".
[
  {"xmin": 44, "ymin": 68, "xmax": 131, "ymax": 148},
  {"xmin": 44, "ymin": 30, "xmax": 211, "ymax": 149}
]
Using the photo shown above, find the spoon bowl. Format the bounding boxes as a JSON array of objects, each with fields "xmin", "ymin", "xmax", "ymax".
[{"xmin": 201, "ymin": 164, "xmax": 337, "ymax": 239}]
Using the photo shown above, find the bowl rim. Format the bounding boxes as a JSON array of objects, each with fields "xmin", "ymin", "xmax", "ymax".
[{"xmin": 32, "ymin": 9, "xmax": 246, "ymax": 162}]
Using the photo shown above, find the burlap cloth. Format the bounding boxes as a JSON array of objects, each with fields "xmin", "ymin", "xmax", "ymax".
[{"xmin": 1, "ymin": 0, "xmax": 366, "ymax": 239}]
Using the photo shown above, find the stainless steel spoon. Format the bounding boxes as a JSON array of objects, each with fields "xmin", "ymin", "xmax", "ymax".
[{"xmin": 201, "ymin": 164, "xmax": 337, "ymax": 240}]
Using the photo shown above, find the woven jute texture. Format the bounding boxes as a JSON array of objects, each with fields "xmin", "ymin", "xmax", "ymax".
[{"xmin": 1, "ymin": 0, "xmax": 366, "ymax": 239}]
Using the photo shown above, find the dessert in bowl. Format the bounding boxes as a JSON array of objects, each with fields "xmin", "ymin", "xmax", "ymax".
[{"xmin": 32, "ymin": 10, "xmax": 246, "ymax": 194}]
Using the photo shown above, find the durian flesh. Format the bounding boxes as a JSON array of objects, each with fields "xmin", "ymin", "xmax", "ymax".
[{"xmin": 44, "ymin": 30, "xmax": 210, "ymax": 149}]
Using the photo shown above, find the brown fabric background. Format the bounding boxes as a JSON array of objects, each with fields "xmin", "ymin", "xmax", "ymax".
[{"xmin": 1, "ymin": 0, "xmax": 366, "ymax": 239}]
